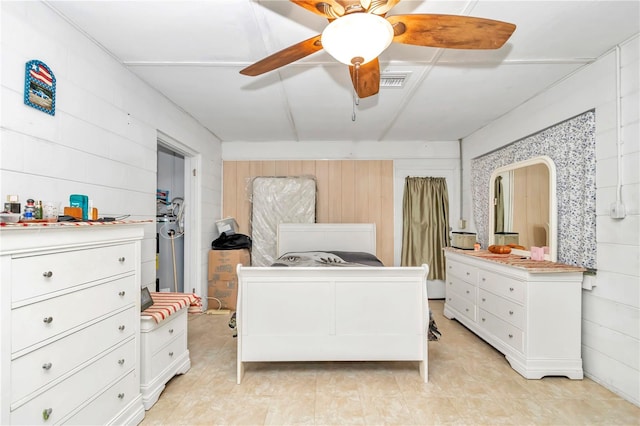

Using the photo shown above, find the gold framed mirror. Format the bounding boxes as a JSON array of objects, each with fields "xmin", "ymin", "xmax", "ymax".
[{"xmin": 488, "ymin": 156, "xmax": 557, "ymax": 261}]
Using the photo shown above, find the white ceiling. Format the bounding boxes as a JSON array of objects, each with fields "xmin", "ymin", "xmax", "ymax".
[{"xmin": 47, "ymin": 0, "xmax": 639, "ymax": 143}]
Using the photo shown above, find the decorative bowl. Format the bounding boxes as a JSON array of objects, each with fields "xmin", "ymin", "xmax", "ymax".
[{"xmin": 0, "ymin": 213, "xmax": 21, "ymax": 223}]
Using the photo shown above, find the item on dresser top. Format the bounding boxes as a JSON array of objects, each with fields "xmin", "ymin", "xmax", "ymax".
[
  {"xmin": 451, "ymin": 232, "xmax": 477, "ymax": 250},
  {"xmin": 23, "ymin": 198, "xmax": 35, "ymax": 220},
  {"xmin": 69, "ymin": 194, "xmax": 89, "ymax": 221}
]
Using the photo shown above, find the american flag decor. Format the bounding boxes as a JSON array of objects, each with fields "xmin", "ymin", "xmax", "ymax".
[{"xmin": 24, "ymin": 60, "xmax": 56, "ymax": 116}]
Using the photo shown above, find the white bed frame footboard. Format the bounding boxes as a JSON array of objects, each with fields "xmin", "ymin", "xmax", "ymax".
[{"xmin": 236, "ymin": 264, "xmax": 429, "ymax": 384}]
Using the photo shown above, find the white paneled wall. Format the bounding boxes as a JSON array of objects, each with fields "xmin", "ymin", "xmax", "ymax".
[
  {"xmin": 462, "ymin": 35, "xmax": 640, "ymax": 406},
  {"xmin": 0, "ymin": 2, "xmax": 222, "ymax": 299}
]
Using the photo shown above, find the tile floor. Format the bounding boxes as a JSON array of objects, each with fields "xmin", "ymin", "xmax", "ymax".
[{"xmin": 140, "ymin": 300, "xmax": 639, "ymax": 425}]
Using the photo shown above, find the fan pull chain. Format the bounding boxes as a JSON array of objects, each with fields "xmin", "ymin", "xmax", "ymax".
[{"xmin": 352, "ymin": 61, "xmax": 361, "ymax": 122}]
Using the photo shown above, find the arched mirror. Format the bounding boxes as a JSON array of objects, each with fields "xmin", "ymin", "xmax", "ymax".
[{"xmin": 488, "ymin": 156, "xmax": 557, "ymax": 261}]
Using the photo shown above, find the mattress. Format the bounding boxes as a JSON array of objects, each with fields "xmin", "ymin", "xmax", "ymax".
[{"xmin": 250, "ymin": 177, "xmax": 316, "ymax": 266}]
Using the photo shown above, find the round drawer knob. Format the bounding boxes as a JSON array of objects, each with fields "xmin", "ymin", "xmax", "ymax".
[
  {"xmin": 509, "ymin": 287, "xmax": 514, "ymax": 292},
  {"xmin": 118, "ymin": 325, "xmax": 126, "ymax": 331},
  {"xmin": 482, "ymin": 277, "xmax": 486, "ymax": 281},
  {"xmin": 42, "ymin": 408, "xmax": 53, "ymax": 421},
  {"xmin": 509, "ymin": 310, "xmax": 514, "ymax": 315},
  {"xmin": 466, "ymin": 272, "xmax": 470, "ymax": 276},
  {"xmin": 482, "ymin": 298, "xmax": 486, "ymax": 302},
  {"xmin": 169, "ymin": 351, "xmax": 174, "ymax": 357},
  {"xmin": 118, "ymin": 393, "xmax": 125, "ymax": 399},
  {"xmin": 508, "ymin": 334, "xmax": 513, "ymax": 338},
  {"xmin": 118, "ymin": 257, "xmax": 126, "ymax": 263},
  {"xmin": 169, "ymin": 328, "xmax": 174, "ymax": 334},
  {"xmin": 43, "ymin": 316, "xmax": 53, "ymax": 324},
  {"xmin": 42, "ymin": 362, "xmax": 53, "ymax": 370},
  {"xmin": 481, "ymin": 318, "xmax": 486, "ymax": 322},
  {"xmin": 42, "ymin": 271, "xmax": 53, "ymax": 278},
  {"xmin": 118, "ymin": 358, "xmax": 125, "ymax": 365},
  {"xmin": 466, "ymin": 290, "xmax": 470, "ymax": 294},
  {"xmin": 118, "ymin": 291, "xmax": 126, "ymax": 296},
  {"xmin": 465, "ymin": 308, "xmax": 469, "ymax": 312}
]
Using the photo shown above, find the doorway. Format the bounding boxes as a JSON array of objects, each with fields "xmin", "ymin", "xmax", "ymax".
[
  {"xmin": 156, "ymin": 132, "xmax": 202, "ymax": 297},
  {"xmin": 157, "ymin": 145, "xmax": 185, "ymax": 292}
]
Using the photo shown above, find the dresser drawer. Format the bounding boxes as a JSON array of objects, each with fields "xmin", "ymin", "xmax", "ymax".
[
  {"xmin": 10, "ymin": 338, "xmax": 136, "ymax": 425},
  {"xmin": 11, "ymin": 307, "xmax": 136, "ymax": 403},
  {"xmin": 143, "ymin": 308, "xmax": 188, "ymax": 355},
  {"xmin": 445, "ymin": 292, "xmax": 476, "ymax": 322},
  {"xmin": 478, "ymin": 289, "xmax": 524, "ymax": 329},
  {"xmin": 478, "ymin": 269, "xmax": 525, "ymax": 303},
  {"xmin": 478, "ymin": 309, "xmax": 523, "ymax": 353},
  {"xmin": 64, "ymin": 370, "xmax": 138, "ymax": 426},
  {"xmin": 446, "ymin": 259, "xmax": 477, "ymax": 284},
  {"xmin": 151, "ymin": 332, "xmax": 187, "ymax": 378},
  {"xmin": 11, "ymin": 243, "xmax": 136, "ymax": 303},
  {"xmin": 446, "ymin": 276, "xmax": 475, "ymax": 303},
  {"xmin": 12, "ymin": 276, "xmax": 135, "ymax": 353}
]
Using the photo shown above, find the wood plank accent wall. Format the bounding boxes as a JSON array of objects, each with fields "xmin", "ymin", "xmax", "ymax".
[{"xmin": 223, "ymin": 160, "xmax": 394, "ymax": 265}]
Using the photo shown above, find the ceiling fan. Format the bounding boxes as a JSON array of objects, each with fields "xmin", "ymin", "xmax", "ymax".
[{"xmin": 240, "ymin": 0, "xmax": 516, "ymax": 99}]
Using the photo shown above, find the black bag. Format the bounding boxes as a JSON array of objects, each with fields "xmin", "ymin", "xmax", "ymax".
[{"xmin": 212, "ymin": 232, "xmax": 252, "ymax": 250}]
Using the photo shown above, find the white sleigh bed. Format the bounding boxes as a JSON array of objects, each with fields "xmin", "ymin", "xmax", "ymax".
[{"xmin": 236, "ymin": 223, "xmax": 429, "ymax": 384}]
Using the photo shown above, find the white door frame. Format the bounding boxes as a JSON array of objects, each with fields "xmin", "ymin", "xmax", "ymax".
[{"xmin": 157, "ymin": 131, "xmax": 203, "ymax": 297}]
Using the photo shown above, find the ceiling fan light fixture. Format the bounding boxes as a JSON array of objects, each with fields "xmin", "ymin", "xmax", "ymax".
[{"xmin": 321, "ymin": 13, "xmax": 394, "ymax": 66}]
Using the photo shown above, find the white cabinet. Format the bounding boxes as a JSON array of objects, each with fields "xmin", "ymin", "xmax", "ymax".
[
  {"xmin": 0, "ymin": 224, "xmax": 146, "ymax": 425},
  {"xmin": 140, "ymin": 306, "xmax": 190, "ymax": 410},
  {"xmin": 443, "ymin": 250, "xmax": 584, "ymax": 380}
]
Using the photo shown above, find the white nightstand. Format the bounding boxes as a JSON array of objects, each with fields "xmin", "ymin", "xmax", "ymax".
[{"xmin": 140, "ymin": 304, "xmax": 190, "ymax": 410}]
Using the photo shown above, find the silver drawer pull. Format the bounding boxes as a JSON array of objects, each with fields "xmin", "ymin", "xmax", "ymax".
[
  {"xmin": 466, "ymin": 272, "xmax": 470, "ymax": 276},
  {"xmin": 509, "ymin": 310, "xmax": 514, "ymax": 315},
  {"xmin": 118, "ymin": 257, "xmax": 126, "ymax": 263},
  {"xmin": 169, "ymin": 328, "xmax": 174, "ymax": 334},
  {"xmin": 509, "ymin": 287, "xmax": 514, "ymax": 292},
  {"xmin": 118, "ymin": 325, "xmax": 126, "ymax": 331},
  {"xmin": 118, "ymin": 291, "xmax": 126, "ymax": 296},
  {"xmin": 43, "ymin": 316, "xmax": 53, "ymax": 324},
  {"xmin": 42, "ymin": 271, "xmax": 53, "ymax": 278},
  {"xmin": 482, "ymin": 298, "xmax": 486, "ymax": 302},
  {"xmin": 481, "ymin": 318, "xmax": 486, "ymax": 322},
  {"xmin": 447, "ymin": 297, "xmax": 451, "ymax": 301},
  {"xmin": 466, "ymin": 290, "xmax": 470, "ymax": 294},
  {"xmin": 465, "ymin": 308, "xmax": 469, "ymax": 312},
  {"xmin": 482, "ymin": 277, "xmax": 486, "ymax": 281},
  {"xmin": 42, "ymin": 362, "xmax": 53, "ymax": 370},
  {"xmin": 448, "ymin": 281, "xmax": 452, "ymax": 285},
  {"xmin": 169, "ymin": 351, "xmax": 174, "ymax": 357},
  {"xmin": 118, "ymin": 393, "xmax": 125, "ymax": 399},
  {"xmin": 42, "ymin": 408, "xmax": 52, "ymax": 421},
  {"xmin": 508, "ymin": 333, "xmax": 513, "ymax": 338},
  {"xmin": 118, "ymin": 358, "xmax": 125, "ymax": 365}
]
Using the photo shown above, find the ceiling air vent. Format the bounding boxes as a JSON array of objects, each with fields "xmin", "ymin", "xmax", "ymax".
[{"xmin": 380, "ymin": 72, "xmax": 410, "ymax": 88}]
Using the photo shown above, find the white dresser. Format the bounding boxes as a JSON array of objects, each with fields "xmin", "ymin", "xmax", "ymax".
[
  {"xmin": 140, "ymin": 302, "xmax": 190, "ymax": 410},
  {"xmin": 0, "ymin": 224, "xmax": 146, "ymax": 425},
  {"xmin": 443, "ymin": 249, "xmax": 585, "ymax": 380}
]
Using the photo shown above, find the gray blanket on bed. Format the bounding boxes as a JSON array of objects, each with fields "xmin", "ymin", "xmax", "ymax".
[{"xmin": 271, "ymin": 251, "xmax": 385, "ymax": 267}]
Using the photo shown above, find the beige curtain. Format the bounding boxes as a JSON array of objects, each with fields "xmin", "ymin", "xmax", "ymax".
[
  {"xmin": 494, "ymin": 175, "xmax": 504, "ymax": 233},
  {"xmin": 401, "ymin": 177, "xmax": 450, "ymax": 280}
]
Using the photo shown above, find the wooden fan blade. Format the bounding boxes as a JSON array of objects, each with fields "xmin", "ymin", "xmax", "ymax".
[
  {"xmin": 349, "ymin": 58, "xmax": 380, "ymax": 98},
  {"xmin": 290, "ymin": 0, "xmax": 345, "ymax": 19},
  {"xmin": 240, "ymin": 35, "xmax": 323, "ymax": 77},
  {"xmin": 366, "ymin": 0, "xmax": 401, "ymax": 16},
  {"xmin": 387, "ymin": 14, "xmax": 516, "ymax": 49}
]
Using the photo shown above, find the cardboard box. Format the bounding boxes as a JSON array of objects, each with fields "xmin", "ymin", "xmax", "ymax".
[
  {"xmin": 207, "ymin": 249, "xmax": 250, "ymax": 309},
  {"xmin": 208, "ymin": 249, "xmax": 251, "ymax": 281},
  {"xmin": 208, "ymin": 279, "xmax": 238, "ymax": 310}
]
